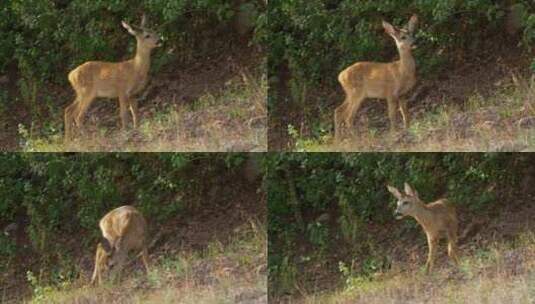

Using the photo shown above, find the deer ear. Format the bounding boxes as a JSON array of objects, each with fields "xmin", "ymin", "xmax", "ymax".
[
  {"xmin": 407, "ymin": 15, "xmax": 418, "ymax": 33},
  {"xmin": 404, "ymin": 182, "xmax": 419, "ymax": 198},
  {"xmin": 122, "ymin": 21, "xmax": 137, "ymax": 36},
  {"xmin": 382, "ymin": 21, "xmax": 396, "ymax": 36},
  {"xmin": 387, "ymin": 185, "xmax": 403, "ymax": 199},
  {"xmin": 140, "ymin": 14, "xmax": 147, "ymax": 28}
]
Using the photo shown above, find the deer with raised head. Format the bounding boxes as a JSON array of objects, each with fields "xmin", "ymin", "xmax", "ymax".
[
  {"xmin": 91, "ymin": 205, "xmax": 150, "ymax": 285},
  {"xmin": 335, "ymin": 15, "xmax": 418, "ymax": 141},
  {"xmin": 387, "ymin": 182, "xmax": 459, "ymax": 273},
  {"xmin": 64, "ymin": 15, "xmax": 161, "ymax": 141}
]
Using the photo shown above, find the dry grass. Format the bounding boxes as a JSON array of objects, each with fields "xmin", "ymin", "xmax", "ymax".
[
  {"xmin": 20, "ymin": 72, "xmax": 266, "ymax": 152},
  {"xmin": 291, "ymin": 75, "xmax": 535, "ymax": 152},
  {"xmin": 287, "ymin": 233, "xmax": 535, "ymax": 304},
  {"xmin": 25, "ymin": 220, "xmax": 267, "ymax": 304}
]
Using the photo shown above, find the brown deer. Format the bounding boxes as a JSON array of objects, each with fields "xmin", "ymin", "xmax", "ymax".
[
  {"xmin": 91, "ymin": 205, "xmax": 150, "ymax": 285},
  {"xmin": 335, "ymin": 15, "xmax": 418, "ymax": 141},
  {"xmin": 64, "ymin": 15, "xmax": 161, "ymax": 141},
  {"xmin": 387, "ymin": 182, "xmax": 459, "ymax": 273}
]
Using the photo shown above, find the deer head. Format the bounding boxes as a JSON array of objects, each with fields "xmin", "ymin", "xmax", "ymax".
[
  {"xmin": 382, "ymin": 15, "xmax": 418, "ymax": 51},
  {"xmin": 387, "ymin": 182, "xmax": 422, "ymax": 219}
]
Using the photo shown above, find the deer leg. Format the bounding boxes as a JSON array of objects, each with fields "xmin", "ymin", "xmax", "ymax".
[
  {"xmin": 425, "ymin": 235, "xmax": 438, "ymax": 273},
  {"xmin": 399, "ymin": 99, "xmax": 410, "ymax": 129},
  {"xmin": 118, "ymin": 96, "xmax": 129, "ymax": 130},
  {"xmin": 447, "ymin": 231, "xmax": 460, "ymax": 266},
  {"xmin": 129, "ymin": 99, "xmax": 138, "ymax": 129},
  {"xmin": 334, "ymin": 102, "xmax": 348, "ymax": 142},
  {"xmin": 74, "ymin": 95, "xmax": 95, "ymax": 136},
  {"xmin": 141, "ymin": 247, "xmax": 150, "ymax": 274},
  {"xmin": 387, "ymin": 97, "xmax": 399, "ymax": 131},
  {"xmin": 64, "ymin": 100, "xmax": 79, "ymax": 141},
  {"xmin": 344, "ymin": 93, "xmax": 365, "ymax": 138}
]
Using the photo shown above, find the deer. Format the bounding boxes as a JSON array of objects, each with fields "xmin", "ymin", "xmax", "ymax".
[
  {"xmin": 64, "ymin": 15, "xmax": 161, "ymax": 141},
  {"xmin": 387, "ymin": 182, "xmax": 459, "ymax": 273},
  {"xmin": 334, "ymin": 15, "xmax": 418, "ymax": 142},
  {"xmin": 91, "ymin": 205, "xmax": 150, "ymax": 285}
]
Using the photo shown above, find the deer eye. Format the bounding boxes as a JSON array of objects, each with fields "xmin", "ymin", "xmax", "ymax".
[
  {"xmin": 402, "ymin": 201, "xmax": 408, "ymax": 206},
  {"xmin": 145, "ymin": 34, "xmax": 150, "ymax": 38}
]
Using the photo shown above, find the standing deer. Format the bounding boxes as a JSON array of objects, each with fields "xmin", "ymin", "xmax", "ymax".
[
  {"xmin": 335, "ymin": 15, "xmax": 418, "ymax": 141},
  {"xmin": 64, "ymin": 15, "xmax": 161, "ymax": 141},
  {"xmin": 387, "ymin": 183, "xmax": 459, "ymax": 273},
  {"xmin": 91, "ymin": 205, "xmax": 150, "ymax": 285}
]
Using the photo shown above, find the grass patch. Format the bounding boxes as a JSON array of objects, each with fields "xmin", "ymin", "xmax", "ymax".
[
  {"xmin": 293, "ymin": 232, "xmax": 535, "ymax": 304},
  {"xmin": 23, "ymin": 220, "xmax": 267, "ymax": 304},
  {"xmin": 289, "ymin": 75, "xmax": 535, "ymax": 152},
  {"xmin": 20, "ymin": 72, "xmax": 267, "ymax": 152}
]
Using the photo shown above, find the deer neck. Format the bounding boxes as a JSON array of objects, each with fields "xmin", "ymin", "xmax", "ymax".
[
  {"xmin": 133, "ymin": 43, "xmax": 152, "ymax": 76},
  {"xmin": 411, "ymin": 202, "xmax": 432, "ymax": 228},
  {"xmin": 399, "ymin": 48, "xmax": 415, "ymax": 76}
]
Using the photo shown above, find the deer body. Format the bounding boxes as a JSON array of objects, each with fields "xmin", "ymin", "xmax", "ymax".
[
  {"xmin": 91, "ymin": 205, "xmax": 149, "ymax": 285},
  {"xmin": 387, "ymin": 183, "xmax": 459, "ymax": 273},
  {"xmin": 64, "ymin": 16, "xmax": 161, "ymax": 141},
  {"xmin": 335, "ymin": 15, "xmax": 418, "ymax": 141}
]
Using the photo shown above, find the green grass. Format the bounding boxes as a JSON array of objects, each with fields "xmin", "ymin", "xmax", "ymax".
[
  {"xmin": 23, "ymin": 220, "xmax": 267, "ymax": 304},
  {"xmin": 20, "ymin": 73, "xmax": 267, "ymax": 152},
  {"xmin": 289, "ymin": 75, "xmax": 535, "ymax": 152}
]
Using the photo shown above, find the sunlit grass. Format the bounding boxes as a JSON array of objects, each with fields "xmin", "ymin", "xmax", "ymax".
[
  {"xmin": 20, "ymin": 73, "xmax": 267, "ymax": 152},
  {"xmin": 290, "ymin": 75, "xmax": 535, "ymax": 152}
]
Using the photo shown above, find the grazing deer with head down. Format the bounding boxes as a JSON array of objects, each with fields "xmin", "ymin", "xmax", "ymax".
[
  {"xmin": 387, "ymin": 182, "xmax": 459, "ymax": 273},
  {"xmin": 64, "ymin": 15, "xmax": 162, "ymax": 141},
  {"xmin": 335, "ymin": 15, "xmax": 418, "ymax": 141},
  {"xmin": 91, "ymin": 205, "xmax": 150, "ymax": 285}
]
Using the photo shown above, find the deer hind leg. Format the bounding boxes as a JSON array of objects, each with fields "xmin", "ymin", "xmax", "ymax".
[
  {"xmin": 334, "ymin": 102, "xmax": 348, "ymax": 142},
  {"xmin": 74, "ymin": 93, "xmax": 96, "ymax": 136},
  {"xmin": 399, "ymin": 99, "xmax": 410, "ymax": 129},
  {"xmin": 425, "ymin": 235, "xmax": 438, "ymax": 273},
  {"xmin": 386, "ymin": 97, "xmax": 400, "ymax": 131},
  {"xmin": 64, "ymin": 99, "xmax": 79, "ymax": 141},
  {"xmin": 447, "ymin": 230, "xmax": 460, "ymax": 266},
  {"xmin": 344, "ymin": 91, "xmax": 365, "ymax": 137},
  {"xmin": 141, "ymin": 247, "xmax": 150, "ymax": 274}
]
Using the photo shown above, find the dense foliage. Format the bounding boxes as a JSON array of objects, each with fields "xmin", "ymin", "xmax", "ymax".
[
  {"xmin": 267, "ymin": 153, "xmax": 533, "ymax": 295},
  {"xmin": 0, "ymin": 152, "xmax": 255, "ymax": 285},
  {"xmin": 0, "ymin": 0, "xmax": 264, "ymax": 80},
  {"xmin": 0, "ymin": 0, "xmax": 266, "ymax": 124}
]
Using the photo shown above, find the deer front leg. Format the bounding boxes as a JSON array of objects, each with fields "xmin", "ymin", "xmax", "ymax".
[
  {"xmin": 129, "ymin": 99, "xmax": 139, "ymax": 129},
  {"xmin": 387, "ymin": 97, "xmax": 399, "ymax": 131},
  {"xmin": 425, "ymin": 234, "xmax": 438, "ymax": 273},
  {"xmin": 399, "ymin": 99, "xmax": 410, "ymax": 129},
  {"xmin": 118, "ymin": 96, "xmax": 129, "ymax": 130}
]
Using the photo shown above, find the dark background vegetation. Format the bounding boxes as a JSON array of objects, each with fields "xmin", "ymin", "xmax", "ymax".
[
  {"xmin": 0, "ymin": 0, "xmax": 267, "ymax": 148},
  {"xmin": 268, "ymin": 0, "xmax": 535, "ymax": 149},
  {"xmin": 0, "ymin": 153, "xmax": 265, "ymax": 301},
  {"xmin": 267, "ymin": 153, "xmax": 535, "ymax": 298}
]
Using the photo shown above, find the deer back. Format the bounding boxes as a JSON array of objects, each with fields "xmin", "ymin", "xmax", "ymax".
[{"xmin": 99, "ymin": 205, "xmax": 147, "ymax": 252}]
